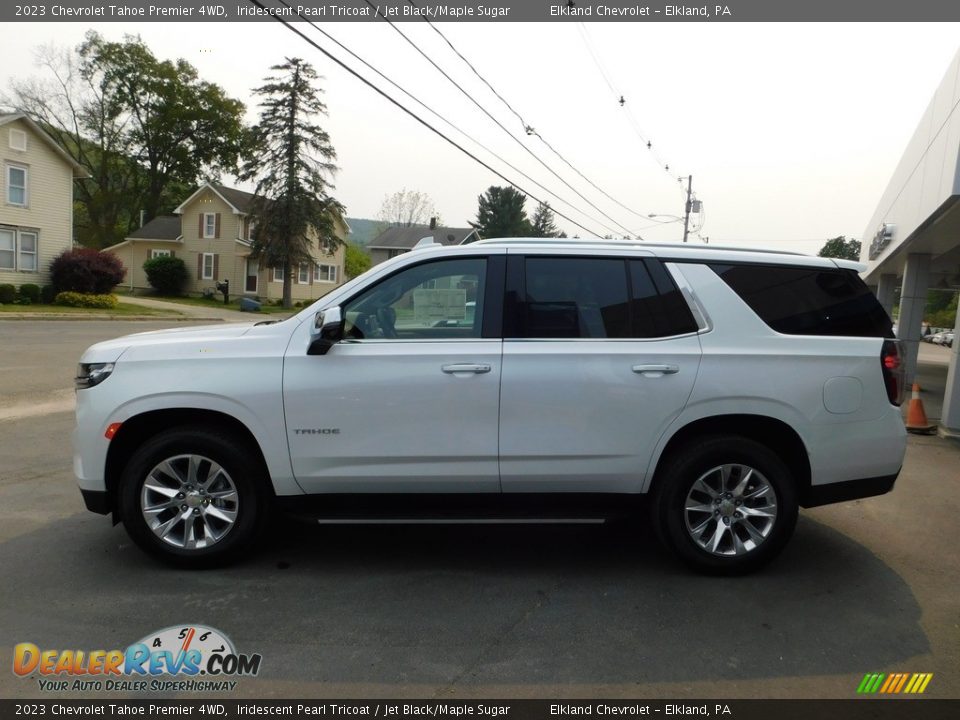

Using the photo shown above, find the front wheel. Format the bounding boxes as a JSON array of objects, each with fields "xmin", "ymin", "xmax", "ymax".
[
  {"xmin": 652, "ymin": 436, "xmax": 798, "ymax": 575},
  {"xmin": 118, "ymin": 428, "xmax": 267, "ymax": 567}
]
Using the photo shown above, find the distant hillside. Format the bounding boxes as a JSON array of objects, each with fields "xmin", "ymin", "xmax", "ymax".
[{"xmin": 344, "ymin": 218, "xmax": 383, "ymax": 247}]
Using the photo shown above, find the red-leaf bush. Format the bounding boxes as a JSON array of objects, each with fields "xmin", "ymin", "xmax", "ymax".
[{"xmin": 49, "ymin": 248, "xmax": 126, "ymax": 294}]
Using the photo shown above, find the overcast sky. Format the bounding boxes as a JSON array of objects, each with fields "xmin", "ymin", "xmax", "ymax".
[{"xmin": 2, "ymin": 20, "xmax": 959, "ymax": 252}]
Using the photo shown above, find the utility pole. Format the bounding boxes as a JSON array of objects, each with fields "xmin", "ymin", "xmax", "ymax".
[{"xmin": 682, "ymin": 175, "xmax": 692, "ymax": 243}]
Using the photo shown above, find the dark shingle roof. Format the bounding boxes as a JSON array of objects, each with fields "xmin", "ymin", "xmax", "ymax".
[
  {"xmin": 369, "ymin": 225, "xmax": 478, "ymax": 250},
  {"xmin": 127, "ymin": 215, "xmax": 182, "ymax": 240},
  {"xmin": 211, "ymin": 183, "xmax": 257, "ymax": 213}
]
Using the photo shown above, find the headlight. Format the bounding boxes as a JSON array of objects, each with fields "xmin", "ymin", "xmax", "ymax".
[{"xmin": 75, "ymin": 362, "xmax": 115, "ymax": 389}]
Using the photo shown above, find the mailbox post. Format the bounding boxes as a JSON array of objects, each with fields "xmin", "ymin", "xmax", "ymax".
[{"xmin": 215, "ymin": 279, "xmax": 229, "ymax": 305}]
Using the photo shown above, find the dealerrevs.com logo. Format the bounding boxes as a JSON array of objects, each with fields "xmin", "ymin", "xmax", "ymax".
[{"xmin": 13, "ymin": 625, "xmax": 262, "ymax": 693}]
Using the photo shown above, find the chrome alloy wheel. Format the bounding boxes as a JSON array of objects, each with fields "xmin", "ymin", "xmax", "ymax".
[
  {"xmin": 683, "ymin": 464, "xmax": 778, "ymax": 557},
  {"xmin": 140, "ymin": 454, "xmax": 239, "ymax": 550}
]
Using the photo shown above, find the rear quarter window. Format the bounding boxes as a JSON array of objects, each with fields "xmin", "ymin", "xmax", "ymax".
[{"xmin": 710, "ymin": 263, "xmax": 893, "ymax": 338}]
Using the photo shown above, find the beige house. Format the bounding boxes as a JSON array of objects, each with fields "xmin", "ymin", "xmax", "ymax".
[
  {"xmin": 0, "ymin": 113, "xmax": 86, "ymax": 286},
  {"xmin": 109, "ymin": 182, "xmax": 347, "ymax": 302}
]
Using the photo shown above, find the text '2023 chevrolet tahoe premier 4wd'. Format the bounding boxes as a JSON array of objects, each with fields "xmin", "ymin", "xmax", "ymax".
[{"xmin": 74, "ymin": 239, "xmax": 907, "ymax": 573}]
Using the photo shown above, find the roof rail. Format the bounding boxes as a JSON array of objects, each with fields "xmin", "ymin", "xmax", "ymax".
[{"xmin": 470, "ymin": 238, "xmax": 806, "ymax": 256}]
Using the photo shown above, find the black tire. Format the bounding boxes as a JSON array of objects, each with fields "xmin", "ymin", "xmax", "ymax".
[
  {"xmin": 651, "ymin": 435, "xmax": 798, "ymax": 575},
  {"xmin": 118, "ymin": 427, "xmax": 268, "ymax": 567}
]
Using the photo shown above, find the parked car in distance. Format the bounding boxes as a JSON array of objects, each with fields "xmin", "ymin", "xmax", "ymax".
[{"xmin": 73, "ymin": 239, "xmax": 907, "ymax": 574}]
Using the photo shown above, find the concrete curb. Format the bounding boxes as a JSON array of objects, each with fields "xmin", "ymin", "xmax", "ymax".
[{"xmin": 0, "ymin": 314, "xmax": 224, "ymax": 322}]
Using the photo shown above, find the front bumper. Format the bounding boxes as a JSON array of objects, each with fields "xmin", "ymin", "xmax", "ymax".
[{"xmin": 80, "ymin": 488, "xmax": 111, "ymax": 515}]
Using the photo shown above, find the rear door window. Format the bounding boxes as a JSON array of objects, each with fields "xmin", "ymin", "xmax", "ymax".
[
  {"xmin": 506, "ymin": 256, "xmax": 698, "ymax": 339},
  {"xmin": 522, "ymin": 257, "xmax": 630, "ymax": 338}
]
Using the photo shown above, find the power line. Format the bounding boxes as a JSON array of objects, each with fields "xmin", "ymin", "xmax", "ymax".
[
  {"xmin": 268, "ymin": 0, "xmax": 626, "ymax": 238},
  {"xmin": 576, "ymin": 21, "xmax": 689, "ymax": 199},
  {"xmin": 406, "ymin": 0, "xmax": 658, "ymax": 224},
  {"xmin": 247, "ymin": 0, "xmax": 609, "ymax": 238},
  {"xmin": 361, "ymin": 0, "xmax": 638, "ymax": 239}
]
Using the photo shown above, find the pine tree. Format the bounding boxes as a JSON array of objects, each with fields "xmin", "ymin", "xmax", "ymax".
[
  {"xmin": 239, "ymin": 58, "xmax": 343, "ymax": 308},
  {"xmin": 530, "ymin": 201, "xmax": 562, "ymax": 238},
  {"xmin": 470, "ymin": 186, "xmax": 530, "ymax": 238}
]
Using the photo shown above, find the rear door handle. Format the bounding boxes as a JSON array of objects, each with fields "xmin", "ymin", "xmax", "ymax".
[
  {"xmin": 632, "ymin": 364, "xmax": 679, "ymax": 375},
  {"xmin": 442, "ymin": 363, "xmax": 492, "ymax": 374}
]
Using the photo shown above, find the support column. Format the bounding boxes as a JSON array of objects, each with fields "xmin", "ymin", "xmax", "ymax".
[
  {"xmin": 939, "ymin": 299, "xmax": 960, "ymax": 437},
  {"xmin": 896, "ymin": 254, "xmax": 931, "ymax": 385},
  {"xmin": 876, "ymin": 273, "xmax": 898, "ymax": 318}
]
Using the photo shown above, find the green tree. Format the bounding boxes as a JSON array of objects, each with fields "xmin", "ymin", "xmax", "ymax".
[
  {"xmin": 817, "ymin": 236, "xmax": 861, "ymax": 261},
  {"xmin": 80, "ymin": 33, "xmax": 247, "ymax": 223},
  {"xmin": 344, "ymin": 243, "xmax": 371, "ymax": 279},
  {"xmin": 4, "ymin": 33, "xmax": 247, "ymax": 247},
  {"xmin": 926, "ymin": 291, "xmax": 958, "ymax": 328},
  {"xmin": 530, "ymin": 201, "xmax": 562, "ymax": 238},
  {"xmin": 239, "ymin": 58, "xmax": 344, "ymax": 309},
  {"xmin": 470, "ymin": 186, "xmax": 530, "ymax": 238}
]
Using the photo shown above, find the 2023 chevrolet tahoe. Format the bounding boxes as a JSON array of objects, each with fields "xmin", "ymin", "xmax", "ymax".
[{"xmin": 74, "ymin": 239, "xmax": 907, "ymax": 573}]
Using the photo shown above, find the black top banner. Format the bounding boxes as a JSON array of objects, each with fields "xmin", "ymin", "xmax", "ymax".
[
  {"xmin": 2, "ymin": 700, "xmax": 959, "ymax": 720},
  {"xmin": 6, "ymin": 0, "xmax": 960, "ymax": 22}
]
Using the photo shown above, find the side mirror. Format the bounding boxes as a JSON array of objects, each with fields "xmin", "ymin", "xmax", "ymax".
[{"xmin": 307, "ymin": 306, "xmax": 343, "ymax": 356}]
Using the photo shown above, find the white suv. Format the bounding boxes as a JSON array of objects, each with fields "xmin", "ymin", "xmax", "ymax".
[{"xmin": 74, "ymin": 239, "xmax": 907, "ymax": 573}]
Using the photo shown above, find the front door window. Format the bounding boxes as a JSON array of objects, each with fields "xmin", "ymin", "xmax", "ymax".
[{"xmin": 342, "ymin": 257, "xmax": 485, "ymax": 340}]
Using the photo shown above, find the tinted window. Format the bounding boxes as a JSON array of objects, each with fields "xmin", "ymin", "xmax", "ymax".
[
  {"xmin": 343, "ymin": 258, "xmax": 486, "ymax": 340},
  {"xmin": 710, "ymin": 263, "xmax": 893, "ymax": 337},
  {"xmin": 522, "ymin": 258, "xmax": 630, "ymax": 338},
  {"xmin": 632, "ymin": 260, "xmax": 699, "ymax": 336}
]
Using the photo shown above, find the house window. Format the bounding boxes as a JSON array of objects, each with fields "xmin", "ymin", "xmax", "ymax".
[
  {"xmin": 202, "ymin": 253, "xmax": 215, "ymax": 280},
  {"xmin": 0, "ymin": 229, "xmax": 14, "ymax": 270},
  {"xmin": 314, "ymin": 263, "xmax": 338, "ymax": 283},
  {"xmin": 0, "ymin": 228, "xmax": 38, "ymax": 272},
  {"xmin": 248, "ymin": 220, "xmax": 256, "ymax": 241},
  {"xmin": 273, "ymin": 266, "xmax": 284, "ymax": 283},
  {"xmin": 150, "ymin": 249, "xmax": 171, "ymax": 259},
  {"xmin": 298, "ymin": 263, "xmax": 310, "ymax": 284},
  {"xmin": 203, "ymin": 213, "xmax": 216, "ymax": 238},
  {"xmin": 18, "ymin": 231, "xmax": 37, "ymax": 272},
  {"xmin": 9, "ymin": 129, "xmax": 27, "ymax": 152},
  {"xmin": 6, "ymin": 165, "xmax": 27, "ymax": 206}
]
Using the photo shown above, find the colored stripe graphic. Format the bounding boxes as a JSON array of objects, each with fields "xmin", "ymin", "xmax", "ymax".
[
  {"xmin": 857, "ymin": 672, "xmax": 933, "ymax": 694},
  {"xmin": 893, "ymin": 674, "xmax": 909, "ymax": 693}
]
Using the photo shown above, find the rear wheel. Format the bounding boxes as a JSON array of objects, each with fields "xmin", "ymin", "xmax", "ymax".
[
  {"xmin": 119, "ymin": 428, "xmax": 267, "ymax": 567},
  {"xmin": 652, "ymin": 435, "xmax": 798, "ymax": 574}
]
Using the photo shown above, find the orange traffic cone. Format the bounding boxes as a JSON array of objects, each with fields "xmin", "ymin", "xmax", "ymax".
[{"xmin": 905, "ymin": 383, "xmax": 936, "ymax": 434}]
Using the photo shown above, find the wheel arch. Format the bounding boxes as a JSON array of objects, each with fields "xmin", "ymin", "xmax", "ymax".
[
  {"xmin": 647, "ymin": 414, "xmax": 812, "ymax": 501},
  {"xmin": 104, "ymin": 408, "xmax": 275, "ymax": 522}
]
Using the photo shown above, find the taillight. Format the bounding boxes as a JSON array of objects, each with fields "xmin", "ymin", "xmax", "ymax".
[{"xmin": 881, "ymin": 339, "xmax": 906, "ymax": 406}]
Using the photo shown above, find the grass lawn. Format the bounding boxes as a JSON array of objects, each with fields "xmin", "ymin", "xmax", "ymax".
[
  {"xmin": 0, "ymin": 302, "xmax": 184, "ymax": 317},
  {"xmin": 141, "ymin": 295, "xmax": 293, "ymax": 315}
]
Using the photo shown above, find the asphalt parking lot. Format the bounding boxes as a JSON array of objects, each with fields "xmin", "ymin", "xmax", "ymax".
[{"xmin": 0, "ymin": 320, "xmax": 958, "ymax": 700}]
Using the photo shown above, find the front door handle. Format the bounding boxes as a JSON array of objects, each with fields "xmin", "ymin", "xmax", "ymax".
[
  {"xmin": 442, "ymin": 363, "xmax": 492, "ymax": 375},
  {"xmin": 632, "ymin": 364, "xmax": 679, "ymax": 376}
]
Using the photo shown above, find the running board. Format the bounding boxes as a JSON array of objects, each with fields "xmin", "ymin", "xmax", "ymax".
[
  {"xmin": 275, "ymin": 493, "xmax": 645, "ymax": 522},
  {"xmin": 314, "ymin": 518, "xmax": 607, "ymax": 525}
]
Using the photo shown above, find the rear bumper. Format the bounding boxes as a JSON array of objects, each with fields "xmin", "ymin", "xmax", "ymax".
[{"xmin": 800, "ymin": 471, "xmax": 899, "ymax": 508}]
